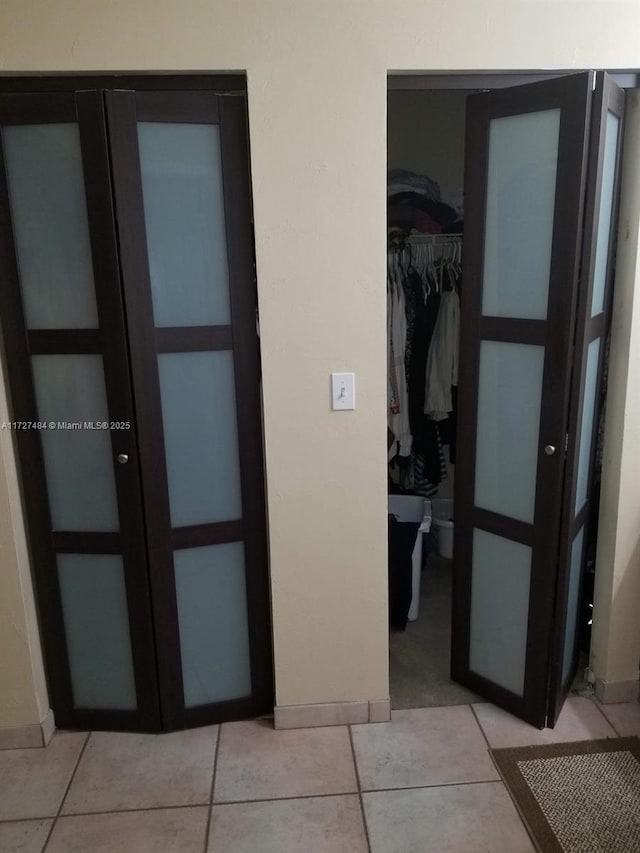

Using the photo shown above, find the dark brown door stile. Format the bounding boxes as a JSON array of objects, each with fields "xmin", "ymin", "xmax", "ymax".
[
  {"xmin": 218, "ymin": 94, "xmax": 274, "ymax": 720},
  {"xmin": 74, "ymin": 90, "xmax": 162, "ymax": 732},
  {"xmin": 103, "ymin": 88, "xmax": 183, "ymax": 731}
]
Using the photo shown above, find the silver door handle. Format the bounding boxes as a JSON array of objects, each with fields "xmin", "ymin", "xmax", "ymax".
[
  {"xmin": 116, "ymin": 453, "xmax": 129, "ymax": 464},
  {"xmin": 544, "ymin": 445, "xmax": 556, "ymax": 456}
]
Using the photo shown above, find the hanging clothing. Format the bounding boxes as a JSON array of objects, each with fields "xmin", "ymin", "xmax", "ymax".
[
  {"xmin": 408, "ymin": 286, "xmax": 440, "ymax": 435},
  {"xmin": 389, "ymin": 421, "xmax": 446, "ymax": 498},
  {"xmin": 406, "ymin": 280, "xmax": 443, "ymax": 494},
  {"xmin": 439, "ymin": 385, "xmax": 459, "ymax": 465},
  {"xmin": 386, "ymin": 220, "xmax": 462, "ymax": 496},
  {"xmin": 387, "ymin": 262, "xmax": 412, "ymax": 460},
  {"xmin": 413, "ymin": 422, "xmax": 447, "ymax": 493},
  {"xmin": 424, "ymin": 287, "xmax": 460, "ymax": 421}
]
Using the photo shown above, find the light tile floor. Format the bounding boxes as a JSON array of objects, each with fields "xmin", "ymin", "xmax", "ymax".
[{"xmin": 0, "ymin": 696, "xmax": 638, "ymax": 853}]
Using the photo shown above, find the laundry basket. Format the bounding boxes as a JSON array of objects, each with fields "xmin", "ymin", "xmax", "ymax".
[{"xmin": 431, "ymin": 498, "xmax": 454, "ymax": 559}]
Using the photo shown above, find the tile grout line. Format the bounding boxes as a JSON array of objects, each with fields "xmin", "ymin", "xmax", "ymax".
[
  {"xmin": 357, "ymin": 777, "xmax": 503, "ymax": 796},
  {"xmin": 34, "ymin": 777, "xmax": 505, "ymax": 820},
  {"xmin": 468, "ymin": 703, "xmax": 510, "ymax": 794},
  {"xmin": 202, "ymin": 724, "xmax": 221, "ymax": 853},
  {"xmin": 41, "ymin": 731, "xmax": 92, "ymax": 853},
  {"xmin": 50, "ymin": 788, "xmax": 365, "ymax": 819},
  {"xmin": 469, "ymin": 703, "xmax": 493, "ymax": 752},
  {"xmin": 35, "ymin": 802, "xmax": 214, "ymax": 820},
  {"xmin": 347, "ymin": 725, "xmax": 373, "ymax": 853},
  {"xmin": 0, "ymin": 816, "xmax": 56, "ymax": 827},
  {"xmin": 467, "ymin": 706, "xmax": 537, "ymax": 849}
]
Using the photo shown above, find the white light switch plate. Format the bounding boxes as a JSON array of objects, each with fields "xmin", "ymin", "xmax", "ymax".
[{"xmin": 331, "ymin": 372, "xmax": 355, "ymax": 410}]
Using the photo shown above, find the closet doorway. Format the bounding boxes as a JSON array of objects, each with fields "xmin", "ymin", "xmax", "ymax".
[
  {"xmin": 387, "ymin": 88, "xmax": 472, "ymax": 710},
  {"xmin": 387, "ymin": 72, "xmax": 625, "ymax": 728},
  {"xmin": 0, "ymin": 77, "xmax": 273, "ymax": 733}
]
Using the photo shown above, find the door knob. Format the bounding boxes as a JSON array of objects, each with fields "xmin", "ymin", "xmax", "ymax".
[
  {"xmin": 116, "ymin": 453, "xmax": 129, "ymax": 464},
  {"xmin": 544, "ymin": 445, "xmax": 556, "ymax": 456}
]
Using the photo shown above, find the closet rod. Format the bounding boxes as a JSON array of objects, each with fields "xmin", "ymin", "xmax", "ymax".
[{"xmin": 406, "ymin": 233, "xmax": 462, "ymax": 243}]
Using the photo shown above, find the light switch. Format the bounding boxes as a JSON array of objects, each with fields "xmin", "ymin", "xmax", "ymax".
[{"xmin": 331, "ymin": 372, "xmax": 355, "ymax": 410}]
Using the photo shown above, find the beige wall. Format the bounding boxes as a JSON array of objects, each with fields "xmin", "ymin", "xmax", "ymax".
[
  {"xmin": 0, "ymin": 0, "xmax": 639, "ymax": 724},
  {"xmin": 0, "ymin": 358, "xmax": 49, "ymax": 732},
  {"xmin": 591, "ymin": 89, "xmax": 640, "ymax": 696}
]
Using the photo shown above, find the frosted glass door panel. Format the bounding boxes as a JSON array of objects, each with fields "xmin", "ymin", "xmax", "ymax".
[
  {"xmin": 469, "ymin": 529, "xmax": 532, "ymax": 696},
  {"xmin": 31, "ymin": 355, "xmax": 119, "ymax": 531},
  {"xmin": 575, "ymin": 338, "xmax": 601, "ymax": 513},
  {"xmin": 158, "ymin": 351, "xmax": 242, "ymax": 527},
  {"xmin": 137, "ymin": 123, "xmax": 231, "ymax": 327},
  {"xmin": 591, "ymin": 112, "xmax": 620, "ymax": 317},
  {"xmin": 562, "ymin": 527, "xmax": 585, "ymax": 685},
  {"xmin": 58, "ymin": 554, "xmax": 137, "ymax": 709},
  {"xmin": 2, "ymin": 124, "xmax": 99, "ymax": 329},
  {"xmin": 475, "ymin": 341, "xmax": 545, "ymax": 523},
  {"xmin": 482, "ymin": 109, "xmax": 560, "ymax": 319},
  {"xmin": 174, "ymin": 543, "xmax": 251, "ymax": 706}
]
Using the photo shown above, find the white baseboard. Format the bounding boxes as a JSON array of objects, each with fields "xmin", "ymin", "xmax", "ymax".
[
  {"xmin": 0, "ymin": 708, "xmax": 55, "ymax": 750},
  {"xmin": 594, "ymin": 678, "xmax": 639, "ymax": 704},
  {"xmin": 274, "ymin": 699, "xmax": 391, "ymax": 729},
  {"xmin": 41, "ymin": 707, "xmax": 55, "ymax": 745}
]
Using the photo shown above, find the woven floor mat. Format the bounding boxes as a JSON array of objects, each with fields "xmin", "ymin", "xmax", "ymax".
[{"xmin": 491, "ymin": 737, "xmax": 640, "ymax": 852}]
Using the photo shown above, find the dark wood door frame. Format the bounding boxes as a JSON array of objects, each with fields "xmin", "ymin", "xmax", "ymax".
[
  {"xmin": 388, "ymin": 69, "xmax": 629, "ymax": 727},
  {"xmin": 387, "ymin": 71, "xmax": 640, "ymax": 90},
  {"xmin": 0, "ymin": 74, "xmax": 247, "ymax": 93}
]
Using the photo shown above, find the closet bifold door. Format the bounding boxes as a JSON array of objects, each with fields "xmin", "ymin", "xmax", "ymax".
[
  {"xmin": 452, "ymin": 72, "xmax": 594, "ymax": 728},
  {"xmin": 0, "ymin": 91, "xmax": 161, "ymax": 731},
  {"xmin": 105, "ymin": 90, "xmax": 272, "ymax": 730},
  {"xmin": 546, "ymin": 73, "xmax": 625, "ymax": 726}
]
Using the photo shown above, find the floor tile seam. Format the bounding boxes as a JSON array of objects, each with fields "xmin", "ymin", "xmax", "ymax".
[
  {"xmin": 348, "ymin": 724, "xmax": 373, "ymax": 853},
  {"xmin": 55, "ymin": 801, "xmax": 212, "ymax": 819},
  {"xmin": 360, "ymin": 777, "xmax": 503, "ymax": 795},
  {"xmin": 202, "ymin": 725, "xmax": 221, "ymax": 853},
  {"xmin": 586, "ymin": 695, "xmax": 624, "ymax": 737},
  {"xmin": 42, "ymin": 731, "xmax": 92, "ymax": 853},
  {"xmin": 212, "ymin": 789, "xmax": 363, "ymax": 807},
  {"xmin": 0, "ymin": 816, "xmax": 56, "ymax": 826},
  {"xmin": 469, "ymin": 703, "xmax": 494, "ymax": 751},
  {"xmin": 1, "ymin": 782, "xmax": 510, "ymax": 827},
  {"xmin": 55, "ymin": 790, "xmax": 364, "ymax": 819}
]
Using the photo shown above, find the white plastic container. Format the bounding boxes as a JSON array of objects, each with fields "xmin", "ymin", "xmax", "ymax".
[
  {"xmin": 432, "ymin": 498, "xmax": 454, "ymax": 559},
  {"xmin": 388, "ymin": 495, "xmax": 432, "ymax": 621}
]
